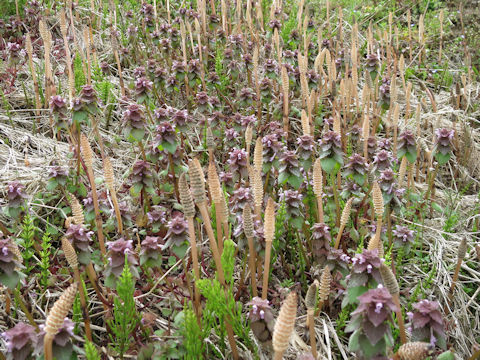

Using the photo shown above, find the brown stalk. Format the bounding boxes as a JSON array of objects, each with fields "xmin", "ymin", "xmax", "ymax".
[
  {"xmin": 305, "ymin": 281, "xmax": 318, "ymax": 358},
  {"xmin": 189, "ymin": 159, "xmax": 239, "ymax": 358},
  {"xmin": 313, "ymin": 158, "xmax": 324, "ymax": 223},
  {"xmin": 25, "ymin": 34, "xmax": 41, "ymax": 128},
  {"xmin": 334, "ymin": 198, "xmax": 353, "ymax": 250},
  {"xmin": 61, "ymin": 238, "xmax": 92, "ymax": 341},
  {"xmin": 103, "ymin": 157, "xmax": 123, "ymax": 234},
  {"xmin": 372, "ymin": 181, "xmax": 384, "ymax": 246},
  {"xmin": 262, "ymin": 198, "xmax": 275, "ymax": 299},
  {"xmin": 243, "ymin": 206, "xmax": 258, "ymax": 297},
  {"xmin": 110, "ymin": 19, "xmax": 125, "ymax": 96},
  {"xmin": 179, "ymin": 173, "xmax": 201, "ymax": 319},
  {"xmin": 281, "ymin": 65, "xmax": 290, "ymax": 137},
  {"xmin": 44, "ymin": 283, "xmax": 78, "ymax": 360},
  {"xmin": 272, "ymin": 292, "xmax": 298, "ymax": 360},
  {"xmin": 189, "ymin": 159, "xmax": 225, "ymax": 284},
  {"xmin": 447, "ymin": 238, "xmax": 468, "ymax": 310},
  {"xmin": 80, "ymin": 134, "xmax": 106, "ymax": 256},
  {"xmin": 208, "ymin": 161, "xmax": 225, "ymax": 253},
  {"xmin": 59, "ymin": 10, "xmax": 75, "ymax": 101},
  {"xmin": 379, "ymin": 264, "xmax": 407, "ymax": 344}
]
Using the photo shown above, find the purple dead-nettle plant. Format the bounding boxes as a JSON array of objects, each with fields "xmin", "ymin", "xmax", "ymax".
[
  {"xmin": 133, "ymin": 66, "xmax": 147, "ymax": 78},
  {"xmin": 154, "ymin": 66, "xmax": 168, "ymax": 86},
  {"xmin": 365, "ymin": 53, "xmax": 380, "ymax": 76},
  {"xmin": 1, "ymin": 322, "xmax": 37, "ymax": 360},
  {"xmin": 224, "ymin": 127, "xmax": 240, "ymax": 146},
  {"xmin": 346, "ymin": 284, "xmax": 397, "ymax": 358},
  {"xmin": 279, "ymin": 150, "xmax": 303, "ymax": 189},
  {"xmin": 367, "ymin": 136, "xmax": 377, "ymax": 156},
  {"xmin": 171, "ymin": 109, "xmax": 190, "ymax": 131},
  {"xmin": 117, "ymin": 201, "xmax": 134, "ymax": 228},
  {"xmin": 195, "ymin": 91, "xmax": 211, "ymax": 113},
  {"xmin": 397, "ymin": 129, "xmax": 417, "ymax": 163},
  {"xmin": 343, "ymin": 250, "xmax": 383, "ymax": 308},
  {"xmin": 311, "ymin": 223, "xmax": 331, "ymax": 265},
  {"xmin": 228, "ymin": 148, "xmax": 249, "ymax": 181},
  {"xmin": 407, "ymin": 299, "xmax": 446, "ymax": 349},
  {"xmin": 77, "ymin": 85, "xmax": 98, "ymax": 116},
  {"xmin": 83, "ymin": 191, "xmax": 111, "ymax": 220},
  {"xmin": 105, "ymin": 238, "xmax": 139, "ymax": 285},
  {"xmin": 247, "ymin": 297, "xmax": 275, "ymax": 343},
  {"xmin": 163, "ymin": 213, "xmax": 188, "ymax": 253},
  {"xmin": 377, "ymin": 138, "xmax": 392, "ymax": 151},
  {"xmin": 147, "ymin": 205, "xmax": 167, "ymax": 233},
  {"xmin": 140, "ymin": 236, "xmax": 163, "ymax": 267},
  {"xmin": 4, "ymin": 181, "xmax": 28, "ymax": 218},
  {"xmin": 50, "ymin": 95, "xmax": 69, "ymax": 129},
  {"xmin": 379, "ymin": 77, "xmax": 391, "ymax": 110},
  {"xmin": 220, "ymin": 171, "xmax": 234, "ymax": 190},
  {"xmin": 372, "ymin": 149, "xmax": 393, "ymax": 173},
  {"xmin": 378, "ymin": 168, "xmax": 403, "ymax": 206},
  {"xmin": 154, "ymin": 121, "xmax": 178, "ymax": 155},
  {"xmin": 262, "ymin": 134, "xmax": 283, "ymax": 172},
  {"xmin": 0, "ymin": 235, "xmax": 23, "ymax": 288},
  {"xmin": 127, "ymin": 25, "xmax": 138, "ymax": 39},
  {"xmin": 229, "ymin": 186, "xmax": 252, "ymax": 214},
  {"xmin": 307, "ymin": 69, "xmax": 320, "ymax": 89},
  {"xmin": 171, "ymin": 60, "xmax": 186, "ymax": 80},
  {"xmin": 344, "ymin": 153, "xmax": 368, "ymax": 186},
  {"xmin": 165, "ymin": 75, "xmax": 177, "ymax": 93},
  {"xmin": 260, "ymin": 78, "xmax": 273, "ymax": 102},
  {"xmin": 47, "ymin": 162, "xmax": 69, "ymax": 189},
  {"xmin": 135, "ymin": 76, "xmax": 153, "ymax": 104},
  {"xmin": 434, "ymin": 128, "xmax": 455, "ymax": 165},
  {"xmin": 340, "ymin": 180, "xmax": 364, "ymax": 200},
  {"xmin": 297, "ymin": 135, "xmax": 315, "ymax": 170},
  {"xmin": 349, "ymin": 124, "xmax": 361, "ymax": 144},
  {"xmin": 187, "ymin": 58, "xmax": 201, "ymax": 83},
  {"xmin": 264, "ymin": 58, "xmax": 278, "ymax": 79},
  {"xmin": 239, "ymin": 87, "xmax": 255, "ymax": 107},
  {"xmin": 241, "ymin": 115, "xmax": 257, "ymax": 130},
  {"xmin": 65, "ymin": 224, "xmax": 93, "ymax": 259},
  {"xmin": 130, "ymin": 160, "xmax": 155, "ymax": 199},
  {"xmin": 318, "ymin": 130, "xmax": 344, "ymax": 174},
  {"xmin": 280, "ymin": 190, "xmax": 304, "ymax": 229},
  {"xmin": 326, "ymin": 249, "xmax": 351, "ymax": 278},
  {"xmin": 36, "ymin": 318, "xmax": 75, "ymax": 358},
  {"xmin": 123, "ymin": 103, "xmax": 147, "ymax": 142},
  {"xmin": 392, "ymin": 225, "xmax": 415, "ymax": 250}
]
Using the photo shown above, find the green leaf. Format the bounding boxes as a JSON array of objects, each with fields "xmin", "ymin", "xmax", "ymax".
[
  {"xmin": 0, "ymin": 271, "xmax": 22, "ymax": 289},
  {"xmin": 347, "ymin": 285, "xmax": 368, "ymax": 305},
  {"xmin": 161, "ymin": 141, "xmax": 178, "ymax": 154},
  {"xmin": 437, "ymin": 351, "xmax": 455, "ymax": 360},
  {"xmin": 278, "ymin": 171, "xmax": 288, "ymax": 185},
  {"xmin": 73, "ymin": 110, "xmax": 88, "ymax": 123},
  {"xmin": 320, "ymin": 157, "xmax": 338, "ymax": 174},
  {"xmin": 405, "ymin": 150, "xmax": 417, "ymax": 163},
  {"xmin": 435, "ymin": 152, "xmax": 451, "ymax": 165},
  {"xmin": 287, "ymin": 174, "xmax": 303, "ymax": 189},
  {"xmin": 46, "ymin": 179, "xmax": 59, "ymax": 191},
  {"xmin": 348, "ymin": 329, "xmax": 361, "ymax": 352},
  {"xmin": 130, "ymin": 182, "xmax": 144, "ymax": 196},
  {"xmin": 129, "ymin": 128, "xmax": 145, "ymax": 142}
]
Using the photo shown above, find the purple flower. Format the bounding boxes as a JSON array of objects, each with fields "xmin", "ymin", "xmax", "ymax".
[
  {"xmin": 163, "ymin": 214, "xmax": 188, "ymax": 249},
  {"xmin": 434, "ymin": 128, "xmax": 455, "ymax": 155},
  {"xmin": 392, "ymin": 225, "xmax": 415, "ymax": 247},
  {"xmin": 6, "ymin": 181, "xmax": 27, "ymax": 207},
  {"xmin": 105, "ymin": 238, "xmax": 138, "ymax": 278},
  {"xmin": 65, "ymin": 224, "xmax": 93, "ymax": 253},
  {"xmin": 1, "ymin": 322, "xmax": 37, "ymax": 360}
]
